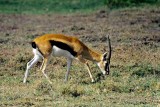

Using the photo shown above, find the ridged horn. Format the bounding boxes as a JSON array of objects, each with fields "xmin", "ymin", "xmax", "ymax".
[{"xmin": 107, "ymin": 35, "xmax": 111, "ymax": 62}]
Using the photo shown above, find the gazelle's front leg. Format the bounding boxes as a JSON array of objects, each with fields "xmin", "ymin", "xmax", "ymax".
[
  {"xmin": 41, "ymin": 57, "xmax": 52, "ymax": 84},
  {"xmin": 40, "ymin": 60, "xmax": 44, "ymax": 71},
  {"xmin": 85, "ymin": 62, "xmax": 95, "ymax": 82},
  {"xmin": 64, "ymin": 58, "xmax": 73, "ymax": 82},
  {"xmin": 77, "ymin": 56, "xmax": 95, "ymax": 82}
]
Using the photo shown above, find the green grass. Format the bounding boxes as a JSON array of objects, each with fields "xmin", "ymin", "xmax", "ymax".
[
  {"xmin": 0, "ymin": 0, "xmax": 106, "ymax": 14},
  {"xmin": 0, "ymin": 59, "xmax": 160, "ymax": 106},
  {"xmin": 0, "ymin": 0, "xmax": 159, "ymax": 14}
]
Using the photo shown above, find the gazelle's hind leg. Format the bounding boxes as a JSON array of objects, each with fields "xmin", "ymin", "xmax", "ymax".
[
  {"xmin": 64, "ymin": 58, "xmax": 73, "ymax": 82},
  {"xmin": 23, "ymin": 55, "xmax": 41, "ymax": 83}
]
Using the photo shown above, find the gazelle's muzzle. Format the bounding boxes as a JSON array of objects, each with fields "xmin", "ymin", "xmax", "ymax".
[{"xmin": 105, "ymin": 63, "xmax": 110, "ymax": 75}]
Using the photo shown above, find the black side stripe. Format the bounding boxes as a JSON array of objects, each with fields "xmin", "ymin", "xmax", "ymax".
[{"xmin": 49, "ymin": 40, "xmax": 77, "ymax": 56}]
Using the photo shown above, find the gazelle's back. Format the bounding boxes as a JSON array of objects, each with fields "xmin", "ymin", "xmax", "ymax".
[{"xmin": 33, "ymin": 34, "xmax": 88, "ymax": 56}]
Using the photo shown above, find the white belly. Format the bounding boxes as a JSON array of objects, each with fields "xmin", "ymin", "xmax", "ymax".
[{"xmin": 52, "ymin": 46, "xmax": 74, "ymax": 58}]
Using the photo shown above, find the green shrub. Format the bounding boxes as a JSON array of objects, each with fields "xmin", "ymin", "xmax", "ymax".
[{"xmin": 106, "ymin": 0, "xmax": 159, "ymax": 8}]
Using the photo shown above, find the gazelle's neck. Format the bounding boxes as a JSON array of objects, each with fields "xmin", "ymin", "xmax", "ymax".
[{"xmin": 86, "ymin": 48, "xmax": 102, "ymax": 62}]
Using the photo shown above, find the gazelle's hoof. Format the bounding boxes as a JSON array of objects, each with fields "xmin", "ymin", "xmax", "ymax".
[
  {"xmin": 23, "ymin": 79, "xmax": 27, "ymax": 83},
  {"xmin": 48, "ymin": 81, "xmax": 53, "ymax": 85},
  {"xmin": 91, "ymin": 79, "xmax": 95, "ymax": 83}
]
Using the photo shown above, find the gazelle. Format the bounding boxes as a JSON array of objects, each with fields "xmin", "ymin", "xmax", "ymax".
[{"xmin": 23, "ymin": 34, "xmax": 111, "ymax": 84}]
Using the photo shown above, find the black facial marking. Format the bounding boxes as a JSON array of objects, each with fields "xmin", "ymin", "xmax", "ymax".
[
  {"xmin": 103, "ymin": 53, "xmax": 107, "ymax": 61},
  {"xmin": 49, "ymin": 40, "xmax": 77, "ymax": 56},
  {"xmin": 105, "ymin": 62, "xmax": 110, "ymax": 75}
]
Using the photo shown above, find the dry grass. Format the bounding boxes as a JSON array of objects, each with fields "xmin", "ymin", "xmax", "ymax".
[{"xmin": 0, "ymin": 6, "xmax": 160, "ymax": 106}]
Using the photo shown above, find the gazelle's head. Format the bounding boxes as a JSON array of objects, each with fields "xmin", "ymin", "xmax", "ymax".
[{"xmin": 97, "ymin": 35, "xmax": 111, "ymax": 75}]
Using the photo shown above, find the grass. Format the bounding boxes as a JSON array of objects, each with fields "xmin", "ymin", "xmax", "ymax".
[
  {"xmin": 1, "ymin": 35, "xmax": 160, "ymax": 106},
  {"xmin": 0, "ymin": 61, "xmax": 160, "ymax": 106},
  {"xmin": 0, "ymin": 0, "xmax": 106, "ymax": 14},
  {"xmin": 0, "ymin": 0, "xmax": 159, "ymax": 14},
  {"xmin": 0, "ymin": 1, "xmax": 160, "ymax": 106}
]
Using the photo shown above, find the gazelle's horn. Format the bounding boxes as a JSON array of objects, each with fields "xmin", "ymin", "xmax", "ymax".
[{"xmin": 107, "ymin": 35, "xmax": 111, "ymax": 62}]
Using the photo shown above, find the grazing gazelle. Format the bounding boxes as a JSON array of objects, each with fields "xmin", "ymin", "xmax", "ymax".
[{"xmin": 23, "ymin": 34, "xmax": 111, "ymax": 84}]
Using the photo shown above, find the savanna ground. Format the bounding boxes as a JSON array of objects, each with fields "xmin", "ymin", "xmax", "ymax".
[{"xmin": 0, "ymin": 1, "xmax": 160, "ymax": 107}]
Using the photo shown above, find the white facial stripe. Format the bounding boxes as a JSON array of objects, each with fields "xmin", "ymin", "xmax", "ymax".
[{"xmin": 97, "ymin": 62, "xmax": 106, "ymax": 75}]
